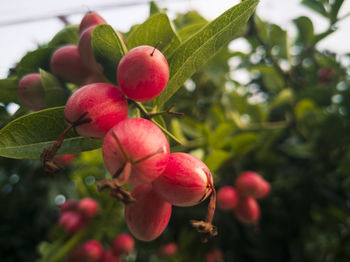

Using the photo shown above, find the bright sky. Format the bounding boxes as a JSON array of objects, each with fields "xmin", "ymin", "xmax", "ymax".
[{"xmin": 0, "ymin": 0, "xmax": 349, "ymax": 78}]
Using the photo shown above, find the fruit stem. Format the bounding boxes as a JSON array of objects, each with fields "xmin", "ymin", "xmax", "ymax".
[
  {"xmin": 150, "ymin": 41, "xmax": 162, "ymax": 56},
  {"xmin": 97, "ymin": 179, "xmax": 136, "ymax": 204},
  {"xmin": 40, "ymin": 112, "xmax": 91, "ymax": 174}
]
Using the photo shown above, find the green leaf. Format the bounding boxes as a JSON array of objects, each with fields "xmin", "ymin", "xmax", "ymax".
[
  {"xmin": 250, "ymin": 65, "xmax": 285, "ymax": 91},
  {"xmin": 268, "ymin": 24, "xmax": 288, "ymax": 59},
  {"xmin": 330, "ymin": 0, "xmax": 344, "ymax": 22},
  {"xmin": 39, "ymin": 69, "xmax": 70, "ymax": 107},
  {"xmin": 0, "ymin": 77, "xmax": 20, "ymax": 104},
  {"xmin": 294, "ymin": 16, "xmax": 314, "ymax": 44},
  {"xmin": 229, "ymin": 133, "xmax": 258, "ymax": 155},
  {"xmin": 155, "ymin": 0, "xmax": 259, "ymax": 109},
  {"xmin": 170, "ymin": 118, "xmax": 187, "ymax": 143},
  {"xmin": 204, "ymin": 149, "xmax": 231, "ymax": 172},
  {"xmin": 295, "ymin": 99, "xmax": 317, "ymax": 119},
  {"xmin": 150, "ymin": 1, "xmax": 164, "ymax": 15},
  {"xmin": 0, "ymin": 107, "xmax": 102, "ymax": 159},
  {"xmin": 208, "ymin": 123, "xmax": 234, "ymax": 148},
  {"xmin": 17, "ymin": 47, "xmax": 55, "ymax": 78},
  {"xmin": 126, "ymin": 13, "xmax": 181, "ymax": 58},
  {"xmin": 48, "ymin": 25, "xmax": 79, "ymax": 47},
  {"xmin": 92, "ymin": 24, "xmax": 128, "ymax": 83},
  {"xmin": 270, "ymin": 88, "xmax": 294, "ymax": 109},
  {"xmin": 302, "ymin": 0, "xmax": 328, "ymax": 17},
  {"xmin": 177, "ymin": 22, "xmax": 208, "ymax": 41}
]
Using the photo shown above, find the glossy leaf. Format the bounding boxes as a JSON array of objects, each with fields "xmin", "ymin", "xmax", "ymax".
[
  {"xmin": 155, "ymin": 0, "xmax": 259, "ymax": 109},
  {"xmin": 92, "ymin": 24, "xmax": 128, "ymax": 83},
  {"xmin": 126, "ymin": 13, "xmax": 181, "ymax": 58},
  {"xmin": 0, "ymin": 107, "xmax": 102, "ymax": 159},
  {"xmin": 0, "ymin": 77, "xmax": 20, "ymax": 104}
]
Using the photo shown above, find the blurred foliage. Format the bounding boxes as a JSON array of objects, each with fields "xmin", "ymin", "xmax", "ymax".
[{"xmin": 1, "ymin": 0, "xmax": 350, "ymax": 261}]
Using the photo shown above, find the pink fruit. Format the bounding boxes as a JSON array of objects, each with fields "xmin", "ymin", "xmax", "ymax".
[
  {"xmin": 102, "ymin": 118, "xmax": 169, "ymax": 186},
  {"xmin": 59, "ymin": 199, "xmax": 77, "ymax": 214},
  {"xmin": 152, "ymin": 152, "xmax": 213, "ymax": 207},
  {"xmin": 67, "ymin": 240, "xmax": 104, "ymax": 262},
  {"xmin": 125, "ymin": 184, "xmax": 172, "ymax": 241},
  {"xmin": 54, "ymin": 154, "xmax": 75, "ymax": 166},
  {"xmin": 102, "ymin": 249, "xmax": 121, "ymax": 262},
  {"xmin": 50, "ymin": 45, "xmax": 91, "ymax": 85},
  {"xmin": 217, "ymin": 186, "xmax": 238, "ymax": 211},
  {"xmin": 117, "ymin": 45, "xmax": 169, "ymax": 102},
  {"xmin": 158, "ymin": 242, "xmax": 178, "ymax": 257},
  {"xmin": 59, "ymin": 211, "xmax": 87, "ymax": 234},
  {"xmin": 205, "ymin": 248, "xmax": 223, "ymax": 262},
  {"xmin": 112, "ymin": 233, "xmax": 134, "ymax": 255},
  {"xmin": 235, "ymin": 171, "xmax": 270, "ymax": 199},
  {"xmin": 64, "ymin": 83, "xmax": 128, "ymax": 138},
  {"xmin": 234, "ymin": 197, "xmax": 260, "ymax": 224},
  {"xmin": 17, "ymin": 73, "xmax": 45, "ymax": 111},
  {"xmin": 78, "ymin": 26, "xmax": 104, "ymax": 74},
  {"xmin": 79, "ymin": 12, "xmax": 107, "ymax": 35},
  {"xmin": 78, "ymin": 197, "xmax": 99, "ymax": 219}
]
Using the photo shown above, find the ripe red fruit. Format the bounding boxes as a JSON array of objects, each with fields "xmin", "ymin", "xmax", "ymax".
[
  {"xmin": 78, "ymin": 26, "xmax": 104, "ymax": 74},
  {"xmin": 50, "ymin": 45, "xmax": 91, "ymax": 85},
  {"xmin": 112, "ymin": 233, "xmax": 134, "ymax": 255},
  {"xmin": 79, "ymin": 12, "xmax": 107, "ymax": 35},
  {"xmin": 234, "ymin": 197, "xmax": 260, "ymax": 224},
  {"xmin": 117, "ymin": 45, "xmax": 169, "ymax": 102},
  {"xmin": 102, "ymin": 118, "xmax": 170, "ymax": 186},
  {"xmin": 125, "ymin": 184, "xmax": 172, "ymax": 241},
  {"xmin": 67, "ymin": 240, "xmax": 104, "ymax": 262},
  {"xmin": 78, "ymin": 197, "xmax": 99, "ymax": 219},
  {"xmin": 54, "ymin": 154, "xmax": 75, "ymax": 166},
  {"xmin": 158, "ymin": 242, "xmax": 178, "ymax": 257},
  {"xmin": 152, "ymin": 152, "xmax": 213, "ymax": 207},
  {"xmin": 217, "ymin": 186, "xmax": 238, "ymax": 211},
  {"xmin": 59, "ymin": 211, "xmax": 87, "ymax": 234},
  {"xmin": 205, "ymin": 248, "xmax": 223, "ymax": 262},
  {"xmin": 235, "ymin": 171, "xmax": 270, "ymax": 199},
  {"xmin": 64, "ymin": 83, "xmax": 128, "ymax": 138},
  {"xmin": 59, "ymin": 199, "xmax": 77, "ymax": 214},
  {"xmin": 17, "ymin": 73, "xmax": 45, "ymax": 111},
  {"xmin": 102, "ymin": 249, "xmax": 121, "ymax": 262}
]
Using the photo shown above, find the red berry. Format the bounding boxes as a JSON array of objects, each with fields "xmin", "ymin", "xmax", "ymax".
[
  {"xmin": 205, "ymin": 248, "xmax": 223, "ymax": 262},
  {"xmin": 152, "ymin": 152, "xmax": 213, "ymax": 207},
  {"xmin": 234, "ymin": 197, "xmax": 260, "ymax": 224},
  {"xmin": 59, "ymin": 199, "xmax": 77, "ymax": 214},
  {"xmin": 102, "ymin": 249, "xmax": 121, "ymax": 262},
  {"xmin": 78, "ymin": 197, "xmax": 99, "ymax": 219},
  {"xmin": 217, "ymin": 186, "xmax": 238, "ymax": 211},
  {"xmin": 102, "ymin": 118, "xmax": 170, "ymax": 186},
  {"xmin": 117, "ymin": 45, "xmax": 169, "ymax": 102},
  {"xmin": 112, "ymin": 233, "xmax": 134, "ymax": 255},
  {"xmin": 64, "ymin": 83, "xmax": 128, "ymax": 138},
  {"xmin": 235, "ymin": 171, "xmax": 270, "ymax": 199},
  {"xmin": 59, "ymin": 211, "xmax": 87, "ymax": 234},
  {"xmin": 125, "ymin": 184, "xmax": 172, "ymax": 241},
  {"xmin": 79, "ymin": 12, "xmax": 107, "ymax": 35},
  {"xmin": 78, "ymin": 26, "xmax": 104, "ymax": 74},
  {"xmin": 158, "ymin": 242, "xmax": 178, "ymax": 257},
  {"xmin": 50, "ymin": 45, "xmax": 91, "ymax": 85},
  {"xmin": 17, "ymin": 73, "xmax": 45, "ymax": 111},
  {"xmin": 67, "ymin": 240, "xmax": 104, "ymax": 262},
  {"xmin": 54, "ymin": 154, "xmax": 75, "ymax": 166}
]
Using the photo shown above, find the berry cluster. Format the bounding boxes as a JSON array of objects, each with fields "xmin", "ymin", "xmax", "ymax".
[
  {"xmin": 217, "ymin": 171, "xmax": 270, "ymax": 224},
  {"xmin": 67, "ymin": 233, "xmax": 134, "ymax": 262},
  {"xmin": 33, "ymin": 11, "xmax": 218, "ymax": 242},
  {"xmin": 59, "ymin": 198, "xmax": 99, "ymax": 234}
]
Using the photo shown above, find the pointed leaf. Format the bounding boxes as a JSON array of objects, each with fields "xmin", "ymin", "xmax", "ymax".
[
  {"xmin": 126, "ymin": 13, "xmax": 181, "ymax": 58},
  {"xmin": 155, "ymin": 0, "xmax": 259, "ymax": 109},
  {"xmin": 39, "ymin": 69, "xmax": 70, "ymax": 107},
  {"xmin": 0, "ymin": 107, "xmax": 102, "ymax": 159},
  {"xmin": 92, "ymin": 24, "xmax": 128, "ymax": 83}
]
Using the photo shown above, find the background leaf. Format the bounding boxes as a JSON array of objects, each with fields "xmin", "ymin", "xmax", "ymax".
[
  {"xmin": 155, "ymin": 0, "xmax": 259, "ymax": 109},
  {"xmin": 0, "ymin": 77, "xmax": 20, "ymax": 104},
  {"xmin": 0, "ymin": 107, "xmax": 102, "ymax": 159},
  {"xmin": 48, "ymin": 25, "xmax": 79, "ymax": 47}
]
